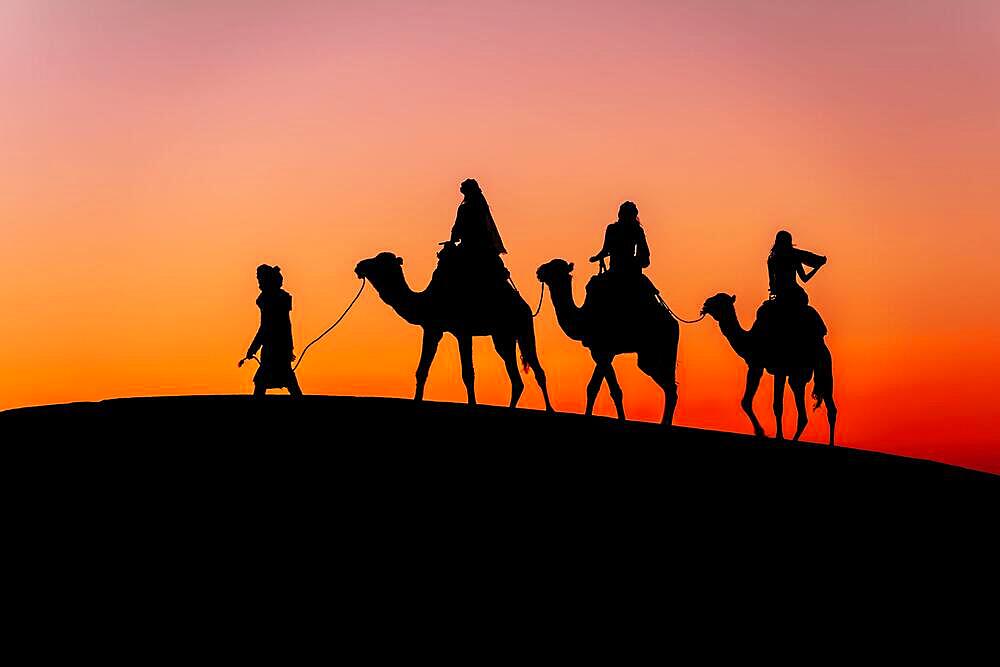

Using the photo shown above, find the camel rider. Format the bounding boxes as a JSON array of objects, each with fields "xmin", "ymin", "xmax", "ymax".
[
  {"xmin": 445, "ymin": 179, "xmax": 510, "ymax": 291},
  {"xmin": 586, "ymin": 201, "xmax": 660, "ymax": 314},
  {"xmin": 767, "ymin": 230, "xmax": 826, "ymax": 308},
  {"xmin": 590, "ymin": 201, "xmax": 650, "ymax": 274},
  {"xmin": 761, "ymin": 230, "xmax": 828, "ymax": 356},
  {"xmin": 451, "ymin": 179, "xmax": 506, "ymax": 256}
]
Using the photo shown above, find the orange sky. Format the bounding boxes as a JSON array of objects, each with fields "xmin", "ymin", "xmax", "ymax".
[{"xmin": 2, "ymin": 1, "xmax": 999, "ymax": 472}]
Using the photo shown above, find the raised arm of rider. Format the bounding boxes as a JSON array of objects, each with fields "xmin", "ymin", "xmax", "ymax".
[{"xmin": 799, "ymin": 262, "xmax": 823, "ymax": 282}]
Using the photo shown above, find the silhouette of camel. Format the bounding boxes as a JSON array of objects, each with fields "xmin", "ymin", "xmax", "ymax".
[
  {"xmin": 355, "ymin": 252, "xmax": 553, "ymax": 410},
  {"xmin": 701, "ymin": 293, "xmax": 837, "ymax": 445},
  {"xmin": 536, "ymin": 259, "xmax": 678, "ymax": 424}
]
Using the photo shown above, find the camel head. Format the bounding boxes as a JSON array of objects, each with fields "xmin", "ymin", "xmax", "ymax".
[
  {"xmin": 701, "ymin": 293, "xmax": 737, "ymax": 321},
  {"xmin": 536, "ymin": 259, "xmax": 574, "ymax": 286},
  {"xmin": 355, "ymin": 252, "xmax": 404, "ymax": 286}
]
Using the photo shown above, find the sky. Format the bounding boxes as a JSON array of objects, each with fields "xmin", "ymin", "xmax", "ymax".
[{"xmin": 1, "ymin": 1, "xmax": 999, "ymax": 473}]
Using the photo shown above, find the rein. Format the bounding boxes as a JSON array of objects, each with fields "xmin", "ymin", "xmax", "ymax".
[
  {"xmin": 508, "ymin": 275, "xmax": 545, "ymax": 318},
  {"xmin": 657, "ymin": 294, "xmax": 705, "ymax": 324},
  {"xmin": 293, "ymin": 277, "xmax": 367, "ymax": 371}
]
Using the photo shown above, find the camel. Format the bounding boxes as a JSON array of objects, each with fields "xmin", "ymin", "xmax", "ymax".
[
  {"xmin": 535, "ymin": 259, "xmax": 679, "ymax": 425},
  {"xmin": 700, "ymin": 293, "xmax": 837, "ymax": 445},
  {"xmin": 355, "ymin": 250, "xmax": 553, "ymax": 410}
]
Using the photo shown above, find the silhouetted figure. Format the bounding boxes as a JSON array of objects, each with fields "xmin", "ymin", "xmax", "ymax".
[
  {"xmin": 767, "ymin": 230, "xmax": 826, "ymax": 307},
  {"xmin": 355, "ymin": 245, "xmax": 552, "ymax": 411},
  {"xmin": 533, "ymin": 203, "xmax": 677, "ymax": 424},
  {"xmin": 589, "ymin": 201, "xmax": 650, "ymax": 273},
  {"xmin": 243, "ymin": 264, "xmax": 302, "ymax": 397},
  {"xmin": 699, "ymin": 233, "xmax": 835, "ymax": 444},
  {"xmin": 441, "ymin": 179, "xmax": 511, "ymax": 303},
  {"xmin": 352, "ymin": 180, "xmax": 552, "ymax": 411},
  {"xmin": 537, "ymin": 257, "xmax": 679, "ymax": 426},
  {"xmin": 756, "ymin": 230, "xmax": 829, "ymax": 369},
  {"xmin": 451, "ymin": 178, "xmax": 507, "ymax": 257},
  {"xmin": 586, "ymin": 201, "xmax": 662, "ymax": 318}
]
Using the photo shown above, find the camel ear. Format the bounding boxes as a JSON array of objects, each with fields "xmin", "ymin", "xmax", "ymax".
[
  {"xmin": 396, "ymin": 256, "xmax": 403, "ymax": 266},
  {"xmin": 730, "ymin": 294, "xmax": 736, "ymax": 303},
  {"xmin": 568, "ymin": 262, "xmax": 574, "ymax": 272}
]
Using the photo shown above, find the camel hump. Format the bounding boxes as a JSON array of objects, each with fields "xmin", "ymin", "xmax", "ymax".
[
  {"xmin": 585, "ymin": 271, "xmax": 659, "ymax": 298},
  {"xmin": 755, "ymin": 299, "xmax": 827, "ymax": 341}
]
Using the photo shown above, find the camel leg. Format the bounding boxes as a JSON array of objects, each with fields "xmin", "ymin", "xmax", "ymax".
[
  {"xmin": 601, "ymin": 356, "xmax": 626, "ymax": 421},
  {"xmin": 585, "ymin": 364, "xmax": 604, "ymax": 417},
  {"xmin": 773, "ymin": 374, "xmax": 786, "ymax": 440},
  {"xmin": 790, "ymin": 376, "xmax": 808, "ymax": 442},
  {"xmin": 638, "ymin": 352, "xmax": 678, "ymax": 427},
  {"xmin": 606, "ymin": 371, "xmax": 626, "ymax": 420},
  {"xmin": 414, "ymin": 329, "xmax": 442, "ymax": 402},
  {"xmin": 825, "ymin": 396, "xmax": 837, "ymax": 447},
  {"xmin": 742, "ymin": 366, "xmax": 766, "ymax": 438},
  {"xmin": 517, "ymin": 329, "xmax": 553, "ymax": 412},
  {"xmin": 493, "ymin": 335, "xmax": 524, "ymax": 408},
  {"xmin": 457, "ymin": 334, "xmax": 476, "ymax": 405}
]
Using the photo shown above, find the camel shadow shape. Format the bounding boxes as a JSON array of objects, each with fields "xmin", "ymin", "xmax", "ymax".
[
  {"xmin": 701, "ymin": 293, "xmax": 837, "ymax": 445},
  {"xmin": 536, "ymin": 259, "xmax": 679, "ymax": 425},
  {"xmin": 356, "ymin": 251, "xmax": 553, "ymax": 410}
]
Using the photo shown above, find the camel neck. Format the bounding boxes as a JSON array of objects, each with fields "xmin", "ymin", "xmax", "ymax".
[
  {"xmin": 546, "ymin": 277, "xmax": 585, "ymax": 342},
  {"xmin": 717, "ymin": 308, "xmax": 753, "ymax": 363},
  {"xmin": 372, "ymin": 272, "xmax": 424, "ymax": 326}
]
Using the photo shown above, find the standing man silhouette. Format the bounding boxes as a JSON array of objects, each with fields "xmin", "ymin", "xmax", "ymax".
[{"xmin": 242, "ymin": 264, "xmax": 302, "ymax": 397}]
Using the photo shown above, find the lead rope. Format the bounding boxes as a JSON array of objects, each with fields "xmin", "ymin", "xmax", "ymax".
[
  {"xmin": 292, "ymin": 277, "xmax": 367, "ymax": 371},
  {"xmin": 594, "ymin": 259, "xmax": 703, "ymax": 324},
  {"xmin": 532, "ymin": 283, "xmax": 545, "ymax": 317},
  {"xmin": 508, "ymin": 275, "xmax": 545, "ymax": 318},
  {"xmin": 657, "ymin": 294, "xmax": 705, "ymax": 324}
]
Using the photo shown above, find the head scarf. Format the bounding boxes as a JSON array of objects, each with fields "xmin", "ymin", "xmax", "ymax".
[{"xmin": 461, "ymin": 179, "xmax": 507, "ymax": 255}]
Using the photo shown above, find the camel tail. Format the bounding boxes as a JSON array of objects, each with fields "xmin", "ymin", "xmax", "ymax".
[
  {"xmin": 812, "ymin": 341, "xmax": 833, "ymax": 410},
  {"xmin": 520, "ymin": 351, "xmax": 530, "ymax": 374}
]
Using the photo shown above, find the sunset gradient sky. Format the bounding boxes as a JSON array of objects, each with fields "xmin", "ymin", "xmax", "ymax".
[{"xmin": 2, "ymin": 1, "xmax": 999, "ymax": 472}]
